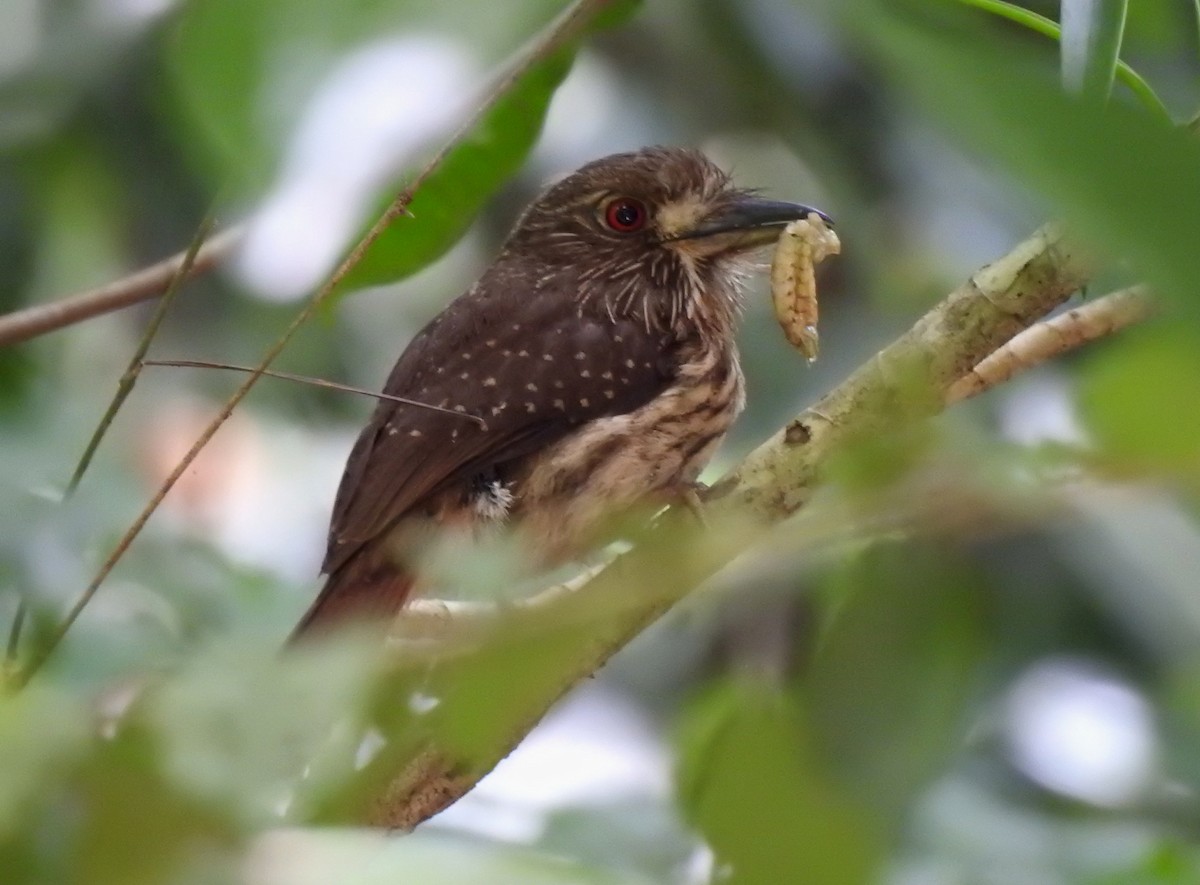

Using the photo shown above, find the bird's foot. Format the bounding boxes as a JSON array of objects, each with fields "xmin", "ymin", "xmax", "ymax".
[{"xmin": 676, "ymin": 481, "xmax": 709, "ymax": 528}]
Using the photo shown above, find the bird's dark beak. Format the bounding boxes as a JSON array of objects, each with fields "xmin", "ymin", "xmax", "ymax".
[{"xmin": 669, "ymin": 197, "xmax": 833, "ymax": 252}]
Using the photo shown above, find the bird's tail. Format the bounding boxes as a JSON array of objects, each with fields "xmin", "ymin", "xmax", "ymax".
[{"xmin": 288, "ymin": 556, "xmax": 417, "ymax": 643}]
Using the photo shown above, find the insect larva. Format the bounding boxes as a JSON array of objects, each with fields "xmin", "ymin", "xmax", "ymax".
[{"xmin": 770, "ymin": 213, "xmax": 840, "ymax": 361}]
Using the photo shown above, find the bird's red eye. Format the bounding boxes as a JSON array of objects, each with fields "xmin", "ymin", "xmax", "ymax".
[{"xmin": 604, "ymin": 198, "xmax": 647, "ymax": 232}]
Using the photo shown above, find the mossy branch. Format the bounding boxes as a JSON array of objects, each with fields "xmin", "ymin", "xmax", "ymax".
[{"xmin": 364, "ymin": 223, "xmax": 1094, "ymax": 828}]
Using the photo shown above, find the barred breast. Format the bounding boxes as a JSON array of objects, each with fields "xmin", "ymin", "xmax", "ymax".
[{"xmin": 511, "ymin": 338, "xmax": 744, "ymax": 563}]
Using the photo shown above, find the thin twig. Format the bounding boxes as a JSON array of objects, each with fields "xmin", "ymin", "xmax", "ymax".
[
  {"xmin": 143, "ymin": 359, "xmax": 486, "ymax": 427},
  {"xmin": 10, "ymin": 0, "xmax": 622, "ymax": 690},
  {"xmin": 0, "ymin": 227, "xmax": 239, "ymax": 348},
  {"xmin": 3, "ymin": 603, "xmax": 25, "ymax": 678},
  {"xmin": 65, "ymin": 217, "xmax": 217, "ymax": 496},
  {"xmin": 946, "ymin": 284, "xmax": 1152, "ymax": 403},
  {"xmin": 4, "ymin": 216, "xmax": 214, "ymax": 675}
]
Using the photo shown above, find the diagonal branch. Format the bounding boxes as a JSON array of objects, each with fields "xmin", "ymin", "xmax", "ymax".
[
  {"xmin": 386, "ymin": 279, "xmax": 1152, "ymax": 648},
  {"xmin": 363, "ymin": 223, "xmax": 1093, "ymax": 828},
  {"xmin": 143, "ymin": 360, "xmax": 487, "ymax": 427},
  {"xmin": 711, "ymin": 224, "xmax": 1090, "ymax": 522},
  {"xmin": 65, "ymin": 217, "xmax": 219, "ymax": 496},
  {"xmin": 946, "ymin": 284, "xmax": 1152, "ymax": 403},
  {"xmin": 0, "ymin": 227, "xmax": 240, "ymax": 348}
]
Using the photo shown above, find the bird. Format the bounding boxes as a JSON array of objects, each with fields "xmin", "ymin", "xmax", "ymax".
[{"xmin": 292, "ymin": 146, "xmax": 829, "ymax": 639}]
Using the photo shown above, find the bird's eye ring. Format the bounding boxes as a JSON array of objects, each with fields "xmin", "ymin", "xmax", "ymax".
[{"xmin": 603, "ymin": 198, "xmax": 648, "ymax": 233}]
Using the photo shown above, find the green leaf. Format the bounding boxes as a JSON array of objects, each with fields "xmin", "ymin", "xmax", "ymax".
[
  {"xmin": 676, "ymin": 680, "xmax": 882, "ymax": 885},
  {"xmin": 1090, "ymin": 840, "xmax": 1200, "ymax": 884},
  {"xmin": 248, "ymin": 828, "xmax": 658, "ymax": 884},
  {"xmin": 166, "ymin": 0, "xmax": 618, "ymax": 188},
  {"xmin": 140, "ymin": 637, "xmax": 383, "ymax": 827},
  {"xmin": 832, "ymin": 2, "xmax": 1200, "ymax": 314},
  {"xmin": 339, "ymin": 0, "xmax": 642, "ymax": 291},
  {"xmin": 168, "ymin": 0, "xmax": 642, "ymax": 294},
  {"xmin": 167, "ymin": 0, "xmax": 445, "ymax": 188},
  {"xmin": 1060, "ymin": 0, "xmax": 1129, "ymax": 104},
  {"xmin": 0, "ymin": 690, "xmax": 234, "ymax": 885},
  {"xmin": 307, "ymin": 607, "xmax": 604, "ymax": 822},
  {"xmin": 1077, "ymin": 322, "xmax": 1200, "ymax": 473},
  {"xmin": 0, "ymin": 687, "xmax": 91, "ymax": 836},
  {"xmin": 1195, "ymin": 0, "xmax": 1200, "ymax": 62},
  {"xmin": 952, "ymin": 0, "xmax": 1169, "ymax": 119},
  {"xmin": 804, "ymin": 542, "xmax": 985, "ymax": 820},
  {"xmin": 338, "ymin": 48, "xmax": 573, "ymax": 291},
  {"xmin": 73, "ymin": 726, "xmax": 241, "ymax": 885}
]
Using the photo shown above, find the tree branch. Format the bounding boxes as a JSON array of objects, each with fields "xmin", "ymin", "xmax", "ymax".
[
  {"xmin": 0, "ymin": 227, "xmax": 240, "ymax": 348},
  {"xmin": 946, "ymin": 284, "xmax": 1152, "ymax": 403},
  {"xmin": 364, "ymin": 223, "xmax": 1094, "ymax": 828}
]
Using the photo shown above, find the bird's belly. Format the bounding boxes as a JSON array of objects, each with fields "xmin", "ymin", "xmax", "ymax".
[{"xmin": 512, "ymin": 346, "xmax": 744, "ymax": 563}]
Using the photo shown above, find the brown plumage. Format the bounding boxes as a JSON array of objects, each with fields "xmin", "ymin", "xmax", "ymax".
[{"xmin": 292, "ymin": 147, "xmax": 829, "ymax": 638}]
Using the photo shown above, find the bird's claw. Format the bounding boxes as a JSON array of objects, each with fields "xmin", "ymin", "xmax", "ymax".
[{"xmin": 678, "ymin": 482, "xmax": 709, "ymax": 528}]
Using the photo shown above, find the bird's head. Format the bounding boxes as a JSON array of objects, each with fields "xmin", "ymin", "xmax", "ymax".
[{"xmin": 502, "ymin": 146, "xmax": 830, "ymax": 336}]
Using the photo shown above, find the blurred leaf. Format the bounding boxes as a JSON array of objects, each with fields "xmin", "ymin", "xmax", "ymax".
[
  {"xmin": 338, "ymin": 49, "xmax": 573, "ymax": 291},
  {"xmin": 168, "ymin": 0, "xmax": 640, "ymax": 294},
  {"xmin": 1077, "ymin": 322, "xmax": 1200, "ymax": 473},
  {"xmin": 30, "ymin": 139, "xmax": 128, "ymax": 296},
  {"xmin": 167, "ymin": 0, "xmax": 427, "ymax": 187},
  {"xmin": 141, "ymin": 637, "xmax": 383, "ymax": 826},
  {"xmin": 166, "ymin": 0, "xmax": 597, "ymax": 187},
  {"xmin": 311, "ymin": 510, "xmax": 740, "ymax": 822},
  {"xmin": 0, "ymin": 170, "xmax": 34, "ymax": 413},
  {"xmin": 953, "ymin": 0, "xmax": 1169, "ymax": 118},
  {"xmin": 247, "ymin": 828, "xmax": 658, "ymax": 884},
  {"xmin": 1060, "ymin": 0, "xmax": 1129, "ymax": 103},
  {"xmin": 0, "ymin": 687, "xmax": 90, "ymax": 836},
  {"xmin": 5, "ymin": 640, "xmax": 386, "ymax": 884},
  {"xmin": 1121, "ymin": 0, "xmax": 1185, "ymax": 50},
  {"xmin": 541, "ymin": 799, "xmax": 698, "ymax": 881},
  {"xmin": 1195, "ymin": 1, "xmax": 1200, "ymax": 59},
  {"xmin": 312, "ymin": 611, "xmax": 601, "ymax": 821},
  {"xmin": 676, "ymin": 680, "xmax": 882, "ymax": 885},
  {"xmin": 1091, "ymin": 840, "xmax": 1200, "ymax": 884},
  {"xmin": 834, "ymin": 1, "xmax": 1200, "ymax": 315},
  {"xmin": 804, "ymin": 542, "xmax": 985, "ymax": 820},
  {"xmin": 0, "ymin": 689, "xmax": 235, "ymax": 885},
  {"xmin": 339, "ymin": 0, "xmax": 642, "ymax": 291},
  {"xmin": 824, "ymin": 422, "xmax": 938, "ymax": 493},
  {"xmin": 74, "ymin": 726, "xmax": 241, "ymax": 885}
]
